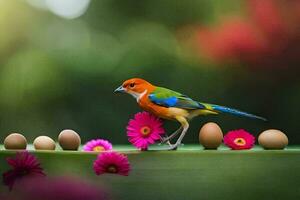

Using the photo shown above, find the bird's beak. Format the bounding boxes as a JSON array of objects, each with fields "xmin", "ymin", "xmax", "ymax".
[{"xmin": 114, "ymin": 85, "xmax": 126, "ymax": 93}]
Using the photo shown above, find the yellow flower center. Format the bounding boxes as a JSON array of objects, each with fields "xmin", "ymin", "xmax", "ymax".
[
  {"xmin": 140, "ymin": 126, "xmax": 151, "ymax": 136},
  {"xmin": 92, "ymin": 145, "xmax": 105, "ymax": 152},
  {"xmin": 107, "ymin": 165, "xmax": 117, "ymax": 173},
  {"xmin": 234, "ymin": 138, "xmax": 246, "ymax": 146}
]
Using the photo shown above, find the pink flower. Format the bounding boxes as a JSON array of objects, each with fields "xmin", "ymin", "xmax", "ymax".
[
  {"xmin": 126, "ymin": 112, "xmax": 165, "ymax": 150},
  {"xmin": 83, "ymin": 139, "xmax": 113, "ymax": 152},
  {"xmin": 223, "ymin": 129, "xmax": 255, "ymax": 150},
  {"xmin": 93, "ymin": 152, "xmax": 130, "ymax": 176},
  {"xmin": 2, "ymin": 151, "xmax": 46, "ymax": 190}
]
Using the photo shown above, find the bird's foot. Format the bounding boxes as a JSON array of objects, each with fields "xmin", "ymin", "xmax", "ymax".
[
  {"xmin": 158, "ymin": 140, "xmax": 172, "ymax": 146},
  {"xmin": 170, "ymin": 146, "xmax": 178, "ymax": 150},
  {"xmin": 160, "ymin": 136, "xmax": 170, "ymax": 144},
  {"xmin": 153, "ymin": 145, "xmax": 177, "ymax": 151},
  {"xmin": 163, "ymin": 142, "xmax": 182, "ymax": 150},
  {"xmin": 166, "ymin": 144, "xmax": 179, "ymax": 150}
]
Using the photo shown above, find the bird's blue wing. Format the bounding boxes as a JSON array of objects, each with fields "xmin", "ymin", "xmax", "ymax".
[{"xmin": 148, "ymin": 87, "xmax": 205, "ymax": 109}]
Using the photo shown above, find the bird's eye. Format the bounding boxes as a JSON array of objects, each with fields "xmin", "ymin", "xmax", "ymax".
[{"xmin": 129, "ymin": 83, "xmax": 135, "ymax": 88}]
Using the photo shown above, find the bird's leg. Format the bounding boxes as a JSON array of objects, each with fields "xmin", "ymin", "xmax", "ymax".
[
  {"xmin": 167, "ymin": 117, "xmax": 189, "ymax": 150},
  {"xmin": 160, "ymin": 126, "xmax": 183, "ymax": 144}
]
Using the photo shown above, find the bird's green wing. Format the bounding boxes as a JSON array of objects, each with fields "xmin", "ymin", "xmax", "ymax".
[
  {"xmin": 148, "ymin": 87, "xmax": 205, "ymax": 109},
  {"xmin": 149, "ymin": 87, "xmax": 266, "ymax": 120}
]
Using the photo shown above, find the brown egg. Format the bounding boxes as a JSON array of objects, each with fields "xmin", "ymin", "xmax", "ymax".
[
  {"xmin": 4, "ymin": 133, "xmax": 27, "ymax": 150},
  {"xmin": 33, "ymin": 136, "xmax": 56, "ymax": 150},
  {"xmin": 258, "ymin": 129, "xmax": 288, "ymax": 149},
  {"xmin": 199, "ymin": 122, "xmax": 223, "ymax": 149},
  {"xmin": 58, "ymin": 129, "xmax": 81, "ymax": 150}
]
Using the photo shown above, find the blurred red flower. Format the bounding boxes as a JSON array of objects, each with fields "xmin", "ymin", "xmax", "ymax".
[
  {"xmin": 197, "ymin": 0, "xmax": 300, "ymax": 68},
  {"xmin": 197, "ymin": 18, "xmax": 266, "ymax": 63}
]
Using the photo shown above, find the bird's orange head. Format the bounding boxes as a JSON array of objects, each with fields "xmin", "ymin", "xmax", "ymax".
[{"xmin": 114, "ymin": 78, "xmax": 155, "ymax": 100}]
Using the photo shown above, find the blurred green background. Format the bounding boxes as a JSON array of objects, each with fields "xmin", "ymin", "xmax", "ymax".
[{"xmin": 0, "ymin": 0, "xmax": 299, "ymax": 145}]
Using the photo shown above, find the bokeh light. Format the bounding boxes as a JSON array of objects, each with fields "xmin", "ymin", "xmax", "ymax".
[{"xmin": 28, "ymin": 0, "xmax": 91, "ymax": 19}]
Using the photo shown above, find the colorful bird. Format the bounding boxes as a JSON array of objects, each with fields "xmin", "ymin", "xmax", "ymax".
[{"xmin": 114, "ymin": 78, "xmax": 266, "ymax": 150}]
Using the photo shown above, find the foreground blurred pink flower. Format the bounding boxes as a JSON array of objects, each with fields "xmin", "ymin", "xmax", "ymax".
[
  {"xmin": 224, "ymin": 129, "xmax": 255, "ymax": 150},
  {"xmin": 2, "ymin": 151, "xmax": 45, "ymax": 190},
  {"xmin": 93, "ymin": 152, "xmax": 130, "ymax": 176},
  {"xmin": 127, "ymin": 112, "xmax": 165, "ymax": 150},
  {"xmin": 8, "ymin": 176, "xmax": 109, "ymax": 200},
  {"xmin": 83, "ymin": 139, "xmax": 113, "ymax": 152}
]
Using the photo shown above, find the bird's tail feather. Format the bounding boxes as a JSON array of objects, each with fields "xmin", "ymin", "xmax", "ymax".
[{"xmin": 204, "ymin": 103, "xmax": 267, "ymax": 121}]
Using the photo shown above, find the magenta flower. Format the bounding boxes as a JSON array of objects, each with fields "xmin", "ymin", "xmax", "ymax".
[
  {"xmin": 224, "ymin": 129, "xmax": 255, "ymax": 150},
  {"xmin": 2, "ymin": 151, "xmax": 45, "ymax": 190},
  {"xmin": 83, "ymin": 139, "xmax": 113, "ymax": 152},
  {"xmin": 93, "ymin": 152, "xmax": 130, "ymax": 176},
  {"xmin": 127, "ymin": 112, "xmax": 165, "ymax": 150},
  {"xmin": 9, "ymin": 176, "xmax": 108, "ymax": 200}
]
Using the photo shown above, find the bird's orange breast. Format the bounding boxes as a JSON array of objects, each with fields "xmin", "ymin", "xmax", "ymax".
[
  {"xmin": 138, "ymin": 94, "xmax": 172, "ymax": 120},
  {"xmin": 138, "ymin": 94, "xmax": 190, "ymax": 120}
]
